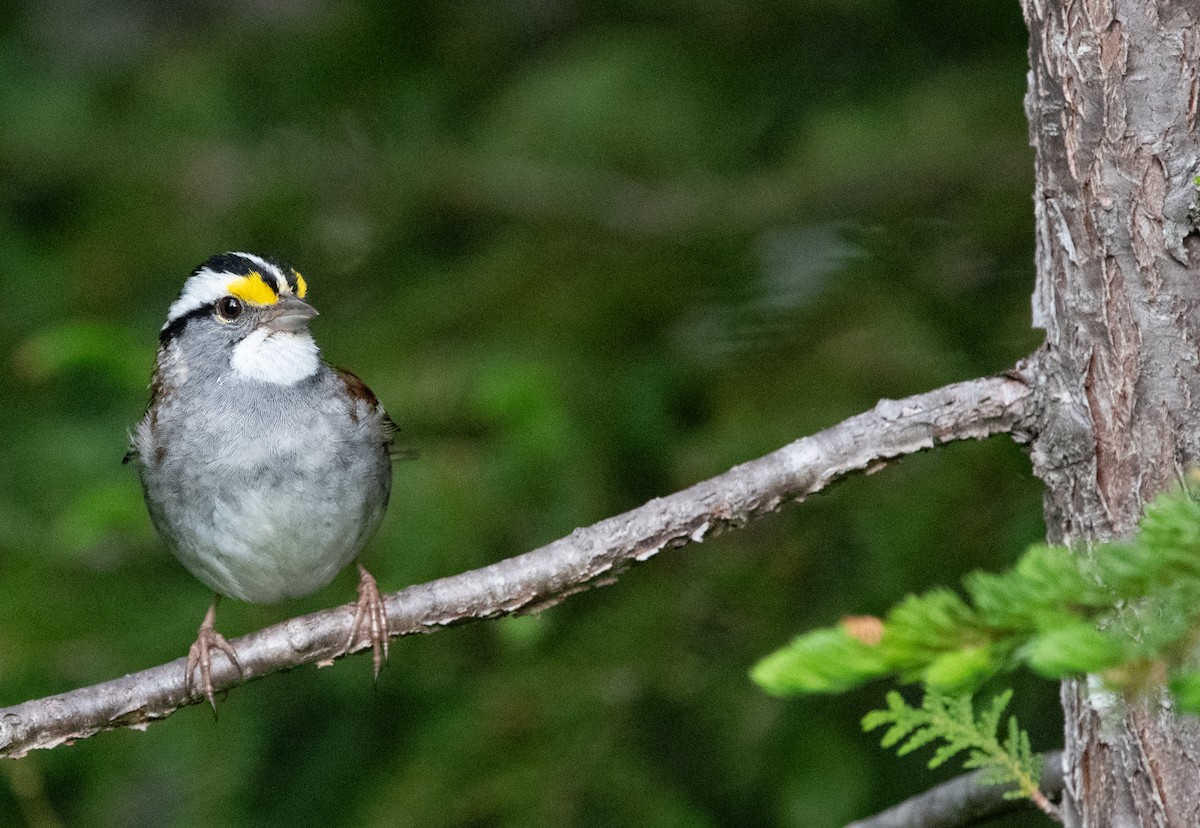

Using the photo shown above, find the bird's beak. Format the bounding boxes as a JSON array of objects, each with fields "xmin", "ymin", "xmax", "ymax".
[{"xmin": 262, "ymin": 295, "xmax": 318, "ymax": 333}]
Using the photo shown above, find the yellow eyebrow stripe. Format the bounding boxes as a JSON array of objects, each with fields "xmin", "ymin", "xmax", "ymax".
[
  {"xmin": 226, "ymin": 272, "xmax": 279, "ymax": 306},
  {"xmin": 293, "ymin": 271, "xmax": 307, "ymax": 298}
]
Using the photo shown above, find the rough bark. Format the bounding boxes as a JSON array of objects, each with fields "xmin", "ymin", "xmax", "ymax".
[
  {"xmin": 0, "ymin": 375, "xmax": 1030, "ymax": 759},
  {"xmin": 1021, "ymin": 0, "xmax": 1200, "ymax": 823}
]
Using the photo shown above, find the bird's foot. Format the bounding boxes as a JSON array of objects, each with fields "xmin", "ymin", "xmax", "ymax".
[
  {"xmin": 185, "ymin": 602, "xmax": 242, "ymax": 712},
  {"xmin": 347, "ymin": 564, "xmax": 390, "ymax": 678}
]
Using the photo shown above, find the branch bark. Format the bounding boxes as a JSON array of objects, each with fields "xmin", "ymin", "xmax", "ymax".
[
  {"xmin": 0, "ymin": 373, "xmax": 1033, "ymax": 759},
  {"xmin": 844, "ymin": 750, "xmax": 1064, "ymax": 828}
]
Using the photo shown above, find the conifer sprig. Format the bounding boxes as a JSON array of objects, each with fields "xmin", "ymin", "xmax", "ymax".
[
  {"xmin": 862, "ymin": 690, "xmax": 1057, "ymax": 818},
  {"xmin": 752, "ymin": 483, "xmax": 1200, "ymax": 816},
  {"xmin": 752, "ymin": 485, "xmax": 1200, "ymax": 703}
]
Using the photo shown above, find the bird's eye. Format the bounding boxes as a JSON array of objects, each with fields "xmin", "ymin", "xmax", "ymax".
[{"xmin": 216, "ymin": 296, "xmax": 243, "ymax": 320}]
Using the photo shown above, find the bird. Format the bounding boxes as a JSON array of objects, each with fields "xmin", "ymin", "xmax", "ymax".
[{"xmin": 125, "ymin": 252, "xmax": 396, "ymax": 708}]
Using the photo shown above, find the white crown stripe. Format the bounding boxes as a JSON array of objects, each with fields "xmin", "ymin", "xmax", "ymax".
[
  {"xmin": 228, "ymin": 251, "xmax": 275, "ymax": 273},
  {"xmin": 163, "ymin": 270, "xmax": 242, "ymax": 327}
]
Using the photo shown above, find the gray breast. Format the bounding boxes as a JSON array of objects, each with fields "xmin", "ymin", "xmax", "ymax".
[{"xmin": 136, "ymin": 367, "xmax": 392, "ymax": 603}]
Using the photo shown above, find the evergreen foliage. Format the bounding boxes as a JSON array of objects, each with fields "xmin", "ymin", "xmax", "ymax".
[
  {"xmin": 862, "ymin": 690, "xmax": 1043, "ymax": 803},
  {"xmin": 753, "ymin": 483, "xmax": 1200, "ymax": 808}
]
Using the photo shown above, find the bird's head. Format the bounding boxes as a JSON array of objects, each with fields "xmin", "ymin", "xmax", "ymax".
[{"xmin": 159, "ymin": 252, "xmax": 321, "ymax": 385}]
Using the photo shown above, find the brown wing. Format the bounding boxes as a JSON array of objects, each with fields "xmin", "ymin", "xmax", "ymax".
[
  {"xmin": 123, "ymin": 365, "xmax": 169, "ymax": 464},
  {"xmin": 334, "ymin": 367, "xmax": 415, "ymax": 459}
]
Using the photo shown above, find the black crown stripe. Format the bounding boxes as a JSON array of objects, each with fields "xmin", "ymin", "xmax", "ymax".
[{"xmin": 194, "ymin": 253, "xmax": 259, "ymax": 279}]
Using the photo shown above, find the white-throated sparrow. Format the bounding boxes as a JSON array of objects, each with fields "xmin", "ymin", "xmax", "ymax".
[{"xmin": 126, "ymin": 252, "xmax": 395, "ymax": 707}]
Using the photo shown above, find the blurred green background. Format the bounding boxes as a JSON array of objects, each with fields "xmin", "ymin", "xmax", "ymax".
[{"xmin": 0, "ymin": 1, "xmax": 1055, "ymax": 826}]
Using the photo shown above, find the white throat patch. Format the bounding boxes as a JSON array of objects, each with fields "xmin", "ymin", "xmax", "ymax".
[{"xmin": 231, "ymin": 329, "xmax": 320, "ymax": 385}]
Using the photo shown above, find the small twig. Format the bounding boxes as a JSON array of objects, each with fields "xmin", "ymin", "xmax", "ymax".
[
  {"xmin": 1030, "ymin": 786, "xmax": 1061, "ymax": 821},
  {"xmin": 0, "ymin": 373, "xmax": 1034, "ymax": 758},
  {"xmin": 844, "ymin": 750, "xmax": 1064, "ymax": 828}
]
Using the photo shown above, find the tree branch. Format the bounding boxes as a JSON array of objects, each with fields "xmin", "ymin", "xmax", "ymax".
[
  {"xmin": 844, "ymin": 750, "xmax": 1064, "ymax": 828},
  {"xmin": 0, "ymin": 372, "xmax": 1034, "ymax": 759}
]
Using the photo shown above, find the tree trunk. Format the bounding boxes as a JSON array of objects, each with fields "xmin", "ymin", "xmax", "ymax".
[{"xmin": 1022, "ymin": 0, "xmax": 1200, "ymax": 823}]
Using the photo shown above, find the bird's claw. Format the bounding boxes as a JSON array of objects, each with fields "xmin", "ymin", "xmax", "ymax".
[
  {"xmin": 347, "ymin": 564, "xmax": 390, "ymax": 678},
  {"xmin": 185, "ymin": 603, "xmax": 242, "ymax": 712}
]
